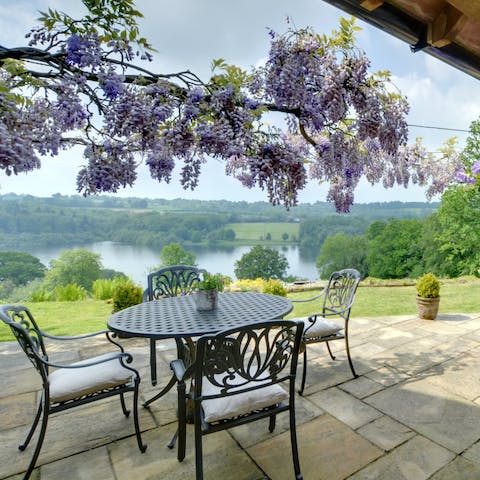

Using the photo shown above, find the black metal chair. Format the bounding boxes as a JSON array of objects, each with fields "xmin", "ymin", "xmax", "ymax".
[
  {"xmin": 144, "ymin": 265, "xmax": 204, "ymax": 386},
  {"xmin": 171, "ymin": 319, "xmax": 305, "ymax": 480},
  {"xmin": 0, "ymin": 304, "xmax": 147, "ymax": 480},
  {"xmin": 291, "ymin": 268, "xmax": 361, "ymax": 395}
]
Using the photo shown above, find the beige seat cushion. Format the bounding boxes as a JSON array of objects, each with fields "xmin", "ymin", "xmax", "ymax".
[
  {"xmin": 201, "ymin": 375, "xmax": 288, "ymax": 423},
  {"xmin": 49, "ymin": 352, "xmax": 134, "ymax": 403},
  {"xmin": 293, "ymin": 317, "xmax": 343, "ymax": 339}
]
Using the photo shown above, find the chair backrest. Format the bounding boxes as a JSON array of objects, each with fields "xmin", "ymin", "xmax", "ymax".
[
  {"xmin": 145, "ymin": 265, "xmax": 204, "ymax": 300},
  {"xmin": 193, "ymin": 320, "xmax": 304, "ymax": 400},
  {"xmin": 0, "ymin": 305, "xmax": 49, "ymax": 380},
  {"xmin": 323, "ymin": 269, "xmax": 361, "ymax": 319}
]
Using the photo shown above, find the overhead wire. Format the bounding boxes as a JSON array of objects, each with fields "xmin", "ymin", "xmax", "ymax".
[{"xmin": 407, "ymin": 124, "xmax": 469, "ymax": 133}]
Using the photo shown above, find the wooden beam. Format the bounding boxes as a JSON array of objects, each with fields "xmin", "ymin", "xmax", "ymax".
[
  {"xmin": 428, "ymin": 3, "xmax": 467, "ymax": 48},
  {"xmin": 447, "ymin": 0, "xmax": 480, "ymax": 24},
  {"xmin": 360, "ymin": 0, "xmax": 384, "ymax": 12}
]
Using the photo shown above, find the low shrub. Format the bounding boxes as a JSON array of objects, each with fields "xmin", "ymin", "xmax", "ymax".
[
  {"xmin": 112, "ymin": 282, "xmax": 143, "ymax": 312},
  {"xmin": 416, "ymin": 273, "xmax": 440, "ymax": 298},
  {"xmin": 233, "ymin": 278, "xmax": 266, "ymax": 292},
  {"xmin": 92, "ymin": 277, "xmax": 132, "ymax": 300},
  {"xmin": 55, "ymin": 283, "xmax": 88, "ymax": 301},
  {"xmin": 262, "ymin": 278, "xmax": 287, "ymax": 297},
  {"xmin": 29, "ymin": 288, "xmax": 53, "ymax": 302}
]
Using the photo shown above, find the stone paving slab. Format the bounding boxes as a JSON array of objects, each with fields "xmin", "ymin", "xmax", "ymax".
[
  {"xmin": 356, "ymin": 415, "xmax": 415, "ymax": 451},
  {"xmin": 338, "ymin": 375, "xmax": 385, "ymax": 399},
  {"xmin": 430, "ymin": 456, "xmax": 480, "ymax": 480},
  {"xmin": 0, "ymin": 398, "xmax": 156, "ymax": 479},
  {"xmin": 365, "ymin": 377, "xmax": 480, "ymax": 453},
  {"xmin": 110, "ymin": 424, "xmax": 263, "ymax": 480},
  {"xmin": 349, "ymin": 435, "xmax": 455, "ymax": 480},
  {"xmin": 39, "ymin": 446, "xmax": 115, "ymax": 480},
  {"xmin": 247, "ymin": 414, "xmax": 382, "ymax": 480},
  {"xmin": 308, "ymin": 387, "xmax": 383, "ymax": 430}
]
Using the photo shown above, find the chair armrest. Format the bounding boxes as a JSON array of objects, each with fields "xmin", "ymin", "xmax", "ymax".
[
  {"xmin": 40, "ymin": 330, "xmax": 125, "ymax": 352},
  {"xmin": 40, "ymin": 329, "xmax": 110, "ymax": 341},
  {"xmin": 42, "ymin": 351, "xmax": 133, "ymax": 369},
  {"xmin": 290, "ymin": 290, "xmax": 325, "ymax": 304}
]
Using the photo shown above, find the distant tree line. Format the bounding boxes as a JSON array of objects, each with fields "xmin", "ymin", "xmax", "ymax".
[
  {"xmin": 316, "ymin": 185, "xmax": 480, "ymax": 280},
  {"xmin": 0, "ymin": 194, "xmax": 438, "ymax": 252}
]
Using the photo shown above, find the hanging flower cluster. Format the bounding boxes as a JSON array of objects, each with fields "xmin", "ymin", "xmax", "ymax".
[{"xmin": 0, "ymin": 6, "xmax": 461, "ymax": 211}]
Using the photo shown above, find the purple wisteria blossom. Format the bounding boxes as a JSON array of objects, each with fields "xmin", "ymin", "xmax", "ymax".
[{"xmin": 0, "ymin": 7, "xmax": 463, "ymax": 211}]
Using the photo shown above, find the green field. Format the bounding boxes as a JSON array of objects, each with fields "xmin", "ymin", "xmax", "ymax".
[
  {"xmin": 1, "ymin": 281, "xmax": 479, "ymax": 342},
  {"xmin": 227, "ymin": 222, "xmax": 300, "ymax": 242}
]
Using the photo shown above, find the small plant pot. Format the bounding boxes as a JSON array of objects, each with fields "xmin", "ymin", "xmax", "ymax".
[
  {"xmin": 416, "ymin": 295, "xmax": 440, "ymax": 320},
  {"xmin": 194, "ymin": 289, "xmax": 218, "ymax": 311}
]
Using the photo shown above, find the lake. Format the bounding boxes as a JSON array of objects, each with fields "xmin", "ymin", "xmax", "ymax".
[{"xmin": 31, "ymin": 242, "xmax": 319, "ymax": 287}]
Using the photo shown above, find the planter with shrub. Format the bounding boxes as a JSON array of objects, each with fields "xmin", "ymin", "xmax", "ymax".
[{"xmin": 416, "ymin": 273, "xmax": 440, "ymax": 320}]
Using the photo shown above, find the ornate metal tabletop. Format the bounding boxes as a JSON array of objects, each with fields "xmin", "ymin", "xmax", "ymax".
[{"xmin": 108, "ymin": 291, "xmax": 293, "ymax": 339}]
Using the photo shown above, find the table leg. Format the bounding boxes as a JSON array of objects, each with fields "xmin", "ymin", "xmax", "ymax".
[{"xmin": 142, "ymin": 337, "xmax": 196, "ymax": 410}]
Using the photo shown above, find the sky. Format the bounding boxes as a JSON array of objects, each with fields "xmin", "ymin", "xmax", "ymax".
[{"xmin": 1, "ymin": 0, "xmax": 479, "ymax": 205}]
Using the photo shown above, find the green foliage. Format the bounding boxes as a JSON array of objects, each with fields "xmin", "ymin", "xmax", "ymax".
[
  {"xmin": 39, "ymin": 0, "xmax": 152, "ymax": 51},
  {"xmin": 0, "ymin": 251, "xmax": 46, "ymax": 286},
  {"xmin": 44, "ymin": 249, "xmax": 103, "ymax": 292},
  {"xmin": 416, "ymin": 273, "xmax": 440, "ymax": 298},
  {"xmin": 100, "ymin": 268, "xmax": 127, "ymax": 280},
  {"xmin": 316, "ymin": 233, "xmax": 368, "ymax": 279},
  {"xmin": 4, "ymin": 278, "xmax": 47, "ymax": 303},
  {"xmin": 461, "ymin": 119, "xmax": 480, "ymax": 170},
  {"xmin": 432, "ymin": 186, "xmax": 480, "ymax": 277},
  {"xmin": 198, "ymin": 273, "xmax": 225, "ymax": 292},
  {"xmin": 234, "ymin": 245, "xmax": 289, "ymax": 280},
  {"xmin": 262, "ymin": 279, "xmax": 287, "ymax": 297},
  {"xmin": 54, "ymin": 283, "xmax": 88, "ymax": 301},
  {"xmin": 159, "ymin": 242, "xmax": 197, "ymax": 268},
  {"xmin": 299, "ymin": 216, "xmax": 367, "ymax": 251},
  {"xmin": 92, "ymin": 277, "xmax": 131, "ymax": 300},
  {"xmin": 367, "ymin": 219, "xmax": 424, "ymax": 278},
  {"xmin": 29, "ymin": 288, "xmax": 53, "ymax": 302},
  {"xmin": 112, "ymin": 282, "xmax": 143, "ymax": 312}
]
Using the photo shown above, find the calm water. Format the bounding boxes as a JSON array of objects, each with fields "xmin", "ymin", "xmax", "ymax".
[{"xmin": 31, "ymin": 242, "xmax": 319, "ymax": 287}]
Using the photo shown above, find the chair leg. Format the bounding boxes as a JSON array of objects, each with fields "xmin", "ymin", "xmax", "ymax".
[
  {"xmin": 289, "ymin": 405, "xmax": 303, "ymax": 480},
  {"xmin": 23, "ymin": 397, "xmax": 49, "ymax": 480},
  {"xmin": 325, "ymin": 341, "xmax": 336, "ymax": 360},
  {"xmin": 120, "ymin": 392, "xmax": 130, "ymax": 417},
  {"xmin": 19, "ymin": 400, "xmax": 43, "ymax": 451},
  {"xmin": 268, "ymin": 413, "xmax": 276, "ymax": 432},
  {"xmin": 176, "ymin": 383, "xmax": 187, "ymax": 462},
  {"xmin": 150, "ymin": 339, "xmax": 157, "ymax": 386},
  {"xmin": 133, "ymin": 381, "xmax": 147, "ymax": 453},
  {"xmin": 345, "ymin": 336, "xmax": 358, "ymax": 378},
  {"xmin": 299, "ymin": 347, "xmax": 307, "ymax": 396},
  {"xmin": 193, "ymin": 401, "xmax": 204, "ymax": 480}
]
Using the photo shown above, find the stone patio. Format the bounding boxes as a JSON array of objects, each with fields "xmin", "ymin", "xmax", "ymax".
[{"xmin": 2, "ymin": 312, "xmax": 480, "ymax": 479}]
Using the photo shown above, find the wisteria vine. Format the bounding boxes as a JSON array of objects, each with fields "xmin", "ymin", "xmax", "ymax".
[{"xmin": 0, "ymin": 2, "xmax": 463, "ymax": 211}]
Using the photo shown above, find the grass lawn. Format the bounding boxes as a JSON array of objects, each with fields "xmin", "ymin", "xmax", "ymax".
[
  {"xmin": 1, "ymin": 281, "xmax": 479, "ymax": 342},
  {"xmin": 227, "ymin": 222, "xmax": 299, "ymax": 242},
  {"xmin": 0, "ymin": 300, "xmax": 113, "ymax": 342},
  {"xmin": 286, "ymin": 281, "xmax": 480, "ymax": 319}
]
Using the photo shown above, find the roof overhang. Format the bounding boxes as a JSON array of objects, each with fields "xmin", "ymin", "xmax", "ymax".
[{"xmin": 320, "ymin": 0, "xmax": 480, "ymax": 80}]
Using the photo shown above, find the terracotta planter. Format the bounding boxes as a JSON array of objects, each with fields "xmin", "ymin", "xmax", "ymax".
[
  {"xmin": 194, "ymin": 289, "xmax": 218, "ymax": 311},
  {"xmin": 416, "ymin": 295, "xmax": 440, "ymax": 320}
]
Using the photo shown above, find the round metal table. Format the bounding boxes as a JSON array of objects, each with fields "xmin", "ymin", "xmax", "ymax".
[{"xmin": 108, "ymin": 291, "xmax": 293, "ymax": 338}]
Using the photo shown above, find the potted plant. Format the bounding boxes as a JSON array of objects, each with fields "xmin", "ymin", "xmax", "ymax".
[
  {"xmin": 195, "ymin": 272, "xmax": 224, "ymax": 311},
  {"xmin": 416, "ymin": 273, "xmax": 440, "ymax": 320}
]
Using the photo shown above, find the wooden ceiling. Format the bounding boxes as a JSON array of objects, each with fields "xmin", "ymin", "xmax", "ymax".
[{"xmin": 321, "ymin": 0, "xmax": 480, "ymax": 80}]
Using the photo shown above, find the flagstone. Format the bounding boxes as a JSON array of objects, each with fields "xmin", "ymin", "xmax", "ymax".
[{"xmin": 365, "ymin": 378, "xmax": 480, "ymax": 453}]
